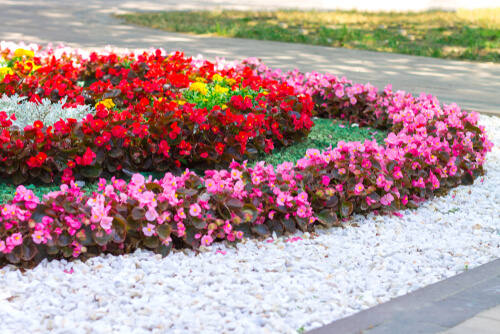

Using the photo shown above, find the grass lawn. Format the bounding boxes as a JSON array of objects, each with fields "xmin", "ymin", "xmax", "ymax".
[{"xmin": 117, "ymin": 8, "xmax": 500, "ymax": 63}]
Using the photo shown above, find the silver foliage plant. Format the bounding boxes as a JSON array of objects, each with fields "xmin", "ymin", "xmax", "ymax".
[{"xmin": 0, "ymin": 94, "xmax": 95, "ymax": 130}]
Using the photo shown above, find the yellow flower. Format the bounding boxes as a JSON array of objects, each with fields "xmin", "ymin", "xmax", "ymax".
[
  {"xmin": 174, "ymin": 100, "xmax": 186, "ymax": 105},
  {"xmin": 96, "ymin": 98, "xmax": 116, "ymax": 109},
  {"xmin": 226, "ymin": 78, "xmax": 236, "ymax": 85},
  {"xmin": 14, "ymin": 48, "xmax": 35, "ymax": 58},
  {"xmin": 262, "ymin": 91, "xmax": 269, "ymax": 95},
  {"xmin": 212, "ymin": 74, "xmax": 224, "ymax": 82},
  {"xmin": 221, "ymin": 104, "xmax": 228, "ymax": 109},
  {"xmin": 0, "ymin": 67, "xmax": 13, "ymax": 79},
  {"xmin": 214, "ymin": 84, "xmax": 229, "ymax": 94},
  {"xmin": 195, "ymin": 77, "xmax": 207, "ymax": 83},
  {"xmin": 189, "ymin": 82, "xmax": 208, "ymax": 95}
]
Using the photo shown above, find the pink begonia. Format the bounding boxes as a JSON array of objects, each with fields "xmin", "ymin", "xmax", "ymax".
[
  {"xmin": 189, "ymin": 203, "xmax": 202, "ymax": 217},
  {"xmin": 177, "ymin": 208, "xmax": 186, "ymax": 220},
  {"xmin": 201, "ymin": 235, "xmax": 213, "ymax": 246},
  {"xmin": 268, "ymin": 210, "xmax": 275, "ymax": 219},
  {"xmin": 163, "ymin": 236, "xmax": 172, "ymax": 246},
  {"xmin": 146, "ymin": 207, "xmax": 159, "ymax": 221},
  {"xmin": 321, "ymin": 175, "xmax": 330, "ymax": 187},
  {"xmin": 412, "ymin": 177, "xmax": 426, "ymax": 188},
  {"xmin": 227, "ymin": 232, "xmax": 236, "ymax": 241},
  {"xmin": 97, "ymin": 178, "xmax": 107, "ymax": 191},
  {"xmin": 235, "ymin": 231, "xmax": 244, "ymax": 239},
  {"xmin": 297, "ymin": 205, "xmax": 308, "ymax": 218},
  {"xmin": 223, "ymin": 222, "xmax": 232, "ymax": 234},
  {"xmin": 142, "ymin": 223, "xmax": 156, "ymax": 237},
  {"xmin": 0, "ymin": 240, "xmax": 5, "ymax": 253},
  {"xmin": 380, "ymin": 193, "xmax": 395, "ymax": 206},
  {"xmin": 111, "ymin": 176, "xmax": 127, "ymax": 190},
  {"xmin": 205, "ymin": 178, "xmax": 218, "ymax": 192},
  {"xmin": 10, "ymin": 233, "xmax": 23, "ymax": 246},
  {"xmin": 101, "ymin": 216, "xmax": 113, "ymax": 230},
  {"xmin": 354, "ymin": 183, "xmax": 364, "ymax": 195}
]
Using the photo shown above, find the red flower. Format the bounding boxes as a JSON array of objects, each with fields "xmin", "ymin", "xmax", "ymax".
[
  {"xmin": 159, "ymin": 140, "xmax": 170, "ymax": 157},
  {"xmin": 27, "ymin": 152, "xmax": 47, "ymax": 168},
  {"xmin": 82, "ymin": 147, "xmax": 96, "ymax": 165},
  {"xmin": 111, "ymin": 125, "xmax": 127, "ymax": 138},
  {"xmin": 34, "ymin": 120, "xmax": 44, "ymax": 129},
  {"xmin": 200, "ymin": 152, "xmax": 208, "ymax": 158},
  {"xmin": 215, "ymin": 142, "xmax": 225, "ymax": 155},
  {"xmin": 169, "ymin": 122, "xmax": 181, "ymax": 140}
]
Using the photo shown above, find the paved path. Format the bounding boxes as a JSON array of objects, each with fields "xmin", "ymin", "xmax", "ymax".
[
  {"xmin": 309, "ymin": 259, "xmax": 500, "ymax": 334},
  {"xmin": 0, "ymin": 0, "xmax": 499, "ymax": 115}
]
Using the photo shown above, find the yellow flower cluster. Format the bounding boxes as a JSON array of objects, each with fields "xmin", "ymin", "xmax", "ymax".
[
  {"xmin": 14, "ymin": 60, "xmax": 41, "ymax": 73},
  {"xmin": 212, "ymin": 73, "xmax": 236, "ymax": 86},
  {"xmin": 214, "ymin": 84, "xmax": 229, "ymax": 94},
  {"xmin": 189, "ymin": 82, "xmax": 208, "ymax": 95},
  {"xmin": 96, "ymin": 98, "xmax": 116, "ymax": 109},
  {"xmin": 14, "ymin": 48, "xmax": 35, "ymax": 58},
  {"xmin": 0, "ymin": 67, "xmax": 13, "ymax": 79}
]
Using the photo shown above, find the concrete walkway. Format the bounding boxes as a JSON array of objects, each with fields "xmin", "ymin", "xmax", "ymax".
[
  {"xmin": 0, "ymin": 0, "xmax": 499, "ymax": 115},
  {"xmin": 308, "ymin": 258, "xmax": 500, "ymax": 334},
  {"xmin": 442, "ymin": 305, "xmax": 500, "ymax": 334}
]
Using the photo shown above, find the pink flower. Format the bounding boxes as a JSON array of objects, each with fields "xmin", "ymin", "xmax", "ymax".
[
  {"xmin": 142, "ymin": 223, "xmax": 156, "ymax": 237},
  {"xmin": 297, "ymin": 205, "xmax": 308, "ymax": 218},
  {"xmin": 97, "ymin": 178, "xmax": 107, "ymax": 191},
  {"xmin": 205, "ymin": 178, "xmax": 218, "ymax": 192},
  {"xmin": 189, "ymin": 203, "xmax": 202, "ymax": 217},
  {"xmin": 268, "ymin": 210, "xmax": 275, "ymax": 219},
  {"xmin": 227, "ymin": 232, "xmax": 236, "ymax": 241},
  {"xmin": 10, "ymin": 233, "xmax": 23, "ymax": 246},
  {"xmin": 380, "ymin": 193, "xmax": 395, "ymax": 206},
  {"xmin": 177, "ymin": 208, "xmax": 186, "ymax": 220},
  {"xmin": 354, "ymin": 182, "xmax": 364, "ymax": 195},
  {"xmin": 235, "ymin": 231, "xmax": 244, "ymax": 239},
  {"xmin": 321, "ymin": 175, "xmax": 330, "ymax": 186},
  {"xmin": 146, "ymin": 207, "xmax": 159, "ymax": 221},
  {"xmin": 111, "ymin": 176, "xmax": 127, "ymax": 190},
  {"xmin": 201, "ymin": 235, "xmax": 213, "ymax": 246},
  {"xmin": 0, "ymin": 240, "xmax": 5, "ymax": 253},
  {"xmin": 101, "ymin": 216, "xmax": 113, "ymax": 230},
  {"xmin": 306, "ymin": 149, "xmax": 321, "ymax": 159}
]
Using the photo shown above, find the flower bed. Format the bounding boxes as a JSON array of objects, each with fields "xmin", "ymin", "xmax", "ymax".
[{"xmin": 0, "ymin": 42, "xmax": 493, "ymax": 268}]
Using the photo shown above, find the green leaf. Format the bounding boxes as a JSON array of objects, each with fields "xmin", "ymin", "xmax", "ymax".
[
  {"xmin": 340, "ymin": 201, "xmax": 353, "ymax": 217},
  {"xmin": 157, "ymin": 224, "xmax": 172, "ymax": 240},
  {"xmin": 80, "ymin": 164, "xmax": 102, "ymax": 178},
  {"xmin": 22, "ymin": 240, "xmax": 38, "ymax": 261},
  {"xmin": 158, "ymin": 242, "xmax": 172, "ymax": 258},
  {"xmin": 57, "ymin": 231, "xmax": 71, "ymax": 247},
  {"xmin": 252, "ymin": 224, "xmax": 270, "ymax": 237},
  {"xmin": 317, "ymin": 209, "xmax": 338, "ymax": 226},
  {"xmin": 112, "ymin": 216, "xmax": 127, "ymax": 243},
  {"xmin": 143, "ymin": 236, "xmax": 159, "ymax": 249},
  {"xmin": 145, "ymin": 182, "xmax": 164, "ymax": 194},
  {"xmin": 131, "ymin": 206, "xmax": 146, "ymax": 220},
  {"xmin": 281, "ymin": 218, "xmax": 296, "ymax": 234},
  {"xmin": 92, "ymin": 227, "xmax": 113, "ymax": 246},
  {"xmin": 226, "ymin": 197, "xmax": 243, "ymax": 210}
]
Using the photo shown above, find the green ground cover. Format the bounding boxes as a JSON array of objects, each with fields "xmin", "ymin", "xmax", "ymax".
[
  {"xmin": 117, "ymin": 8, "xmax": 500, "ymax": 63},
  {"xmin": 0, "ymin": 118, "xmax": 388, "ymax": 204}
]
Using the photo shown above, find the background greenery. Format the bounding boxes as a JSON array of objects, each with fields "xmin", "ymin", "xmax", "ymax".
[{"xmin": 117, "ymin": 8, "xmax": 500, "ymax": 63}]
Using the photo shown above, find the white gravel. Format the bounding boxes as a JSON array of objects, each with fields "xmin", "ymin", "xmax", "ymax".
[{"xmin": 1, "ymin": 115, "xmax": 500, "ymax": 334}]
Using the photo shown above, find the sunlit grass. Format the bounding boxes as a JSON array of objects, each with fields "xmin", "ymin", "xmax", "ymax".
[{"xmin": 117, "ymin": 8, "xmax": 500, "ymax": 63}]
